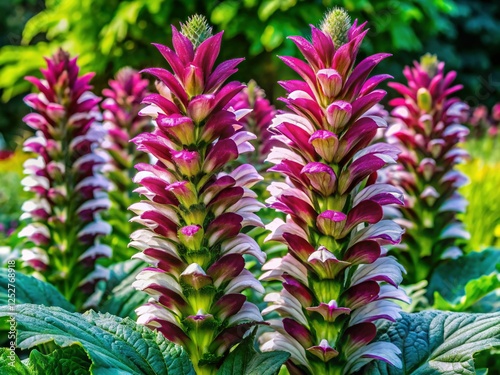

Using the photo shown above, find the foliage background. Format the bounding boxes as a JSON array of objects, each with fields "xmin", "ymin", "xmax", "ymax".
[{"xmin": 0, "ymin": 0, "xmax": 499, "ymax": 148}]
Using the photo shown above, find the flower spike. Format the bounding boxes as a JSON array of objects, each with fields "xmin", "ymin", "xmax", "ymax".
[
  {"xmin": 384, "ymin": 54, "xmax": 470, "ymax": 283},
  {"xmin": 132, "ymin": 15, "xmax": 266, "ymax": 374},
  {"xmin": 260, "ymin": 9, "xmax": 407, "ymax": 374},
  {"xmin": 20, "ymin": 49, "xmax": 109, "ymax": 309}
]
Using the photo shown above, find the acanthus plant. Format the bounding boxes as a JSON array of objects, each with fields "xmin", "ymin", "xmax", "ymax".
[
  {"xmin": 385, "ymin": 54, "xmax": 470, "ymax": 284},
  {"xmin": 101, "ymin": 67, "xmax": 151, "ymax": 261},
  {"xmin": 259, "ymin": 8, "xmax": 408, "ymax": 375},
  {"xmin": 228, "ymin": 80, "xmax": 277, "ymax": 167},
  {"xmin": 19, "ymin": 49, "xmax": 110, "ymax": 309},
  {"xmin": 129, "ymin": 15, "xmax": 266, "ymax": 374}
]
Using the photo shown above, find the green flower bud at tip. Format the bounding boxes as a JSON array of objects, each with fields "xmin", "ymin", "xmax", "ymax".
[
  {"xmin": 320, "ymin": 7, "xmax": 351, "ymax": 48},
  {"xmin": 420, "ymin": 53, "xmax": 439, "ymax": 78},
  {"xmin": 180, "ymin": 14, "xmax": 213, "ymax": 49}
]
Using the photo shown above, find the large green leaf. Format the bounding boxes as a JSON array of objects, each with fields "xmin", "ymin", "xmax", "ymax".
[
  {"xmin": 427, "ymin": 248, "xmax": 500, "ymax": 311},
  {"xmin": 217, "ymin": 330, "xmax": 289, "ymax": 375},
  {"xmin": 0, "ymin": 268, "xmax": 74, "ymax": 311},
  {"xmin": 0, "ymin": 345, "xmax": 91, "ymax": 374},
  {"xmin": 364, "ymin": 311, "xmax": 500, "ymax": 374},
  {"xmin": 0, "ymin": 304, "xmax": 195, "ymax": 375}
]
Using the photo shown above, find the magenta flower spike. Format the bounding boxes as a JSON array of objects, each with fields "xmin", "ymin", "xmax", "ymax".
[
  {"xmin": 101, "ymin": 67, "xmax": 151, "ymax": 260},
  {"xmin": 130, "ymin": 15, "xmax": 266, "ymax": 374},
  {"xmin": 20, "ymin": 49, "xmax": 110, "ymax": 309},
  {"xmin": 227, "ymin": 80, "xmax": 277, "ymax": 165},
  {"xmin": 385, "ymin": 54, "xmax": 470, "ymax": 283},
  {"xmin": 259, "ymin": 9, "xmax": 407, "ymax": 374}
]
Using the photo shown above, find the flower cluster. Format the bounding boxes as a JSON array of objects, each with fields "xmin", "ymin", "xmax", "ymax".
[
  {"xmin": 385, "ymin": 54, "xmax": 470, "ymax": 283},
  {"xmin": 20, "ymin": 49, "xmax": 110, "ymax": 309},
  {"xmin": 260, "ymin": 9, "xmax": 407, "ymax": 374},
  {"xmin": 227, "ymin": 80, "xmax": 277, "ymax": 165},
  {"xmin": 130, "ymin": 15, "xmax": 266, "ymax": 374},
  {"xmin": 101, "ymin": 67, "xmax": 151, "ymax": 260},
  {"xmin": 466, "ymin": 103, "xmax": 500, "ymax": 139}
]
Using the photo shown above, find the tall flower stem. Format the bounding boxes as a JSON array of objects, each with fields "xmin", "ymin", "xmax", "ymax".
[
  {"xmin": 20, "ymin": 49, "xmax": 110, "ymax": 309},
  {"xmin": 259, "ymin": 9, "xmax": 407, "ymax": 374},
  {"xmin": 130, "ymin": 15, "xmax": 266, "ymax": 373},
  {"xmin": 385, "ymin": 54, "xmax": 470, "ymax": 284}
]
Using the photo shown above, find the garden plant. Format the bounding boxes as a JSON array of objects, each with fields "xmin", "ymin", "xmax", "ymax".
[{"xmin": 0, "ymin": 5, "xmax": 499, "ymax": 375}]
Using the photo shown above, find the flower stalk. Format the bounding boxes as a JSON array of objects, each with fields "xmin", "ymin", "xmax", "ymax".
[
  {"xmin": 259, "ymin": 9, "xmax": 407, "ymax": 374},
  {"xmin": 20, "ymin": 49, "xmax": 110, "ymax": 309},
  {"xmin": 385, "ymin": 54, "xmax": 470, "ymax": 284},
  {"xmin": 130, "ymin": 15, "xmax": 266, "ymax": 374}
]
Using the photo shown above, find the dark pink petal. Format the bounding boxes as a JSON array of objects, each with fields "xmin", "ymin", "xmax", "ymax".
[
  {"xmin": 342, "ymin": 53, "xmax": 391, "ymax": 101},
  {"xmin": 343, "ymin": 322, "xmax": 377, "ymax": 355},
  {"xmin": 276, "ymin": 122, "xmax": 315, "ymax": 160},
  {"xmin": 342, "ymin": 200, "xmax": 383, "ymax": 237},
  {"xmin": 283, "ymin": 318, "xmax": 313, "ymax": 349},
  {"xmin": 203, "ymin": 139, "xmax": 238, "ymax": 174},
  {"xmin": 283, "ymin": 232, "xmax": 315, "ymax": 262},
  {"xmin": 343, "ymin": 280, "xmax": 380, "ymax": 309},
  {"xmin": 338, "ymin": 153, "xmax": 389, "ymax": 195},
  {"xmin": 212, "ymin": 294, "xmax": 246, "ymax": 321},
  {"xmin": 289, "ymin": 36, "xmax": 322, "ymax": 70},
  {"xmin": 171, "ymin": 25, "xmax": 194, "ymax": 64},
  {"xmin": 336, "ymin": 117, "xmax": 379, "ymax": 163},
  {"xmin": 283, "ymin": 276, "xmax": 313, "ymax": 307},
  {"xmin": 142, "ymin": 93, "xmax": 181, "ymax": 115},
  {"xmin": 208, "ymin": 253, "xmax": 245, "ymax": 287},
  {"xmin": 206, "ymin": 58, "xmax": 244, "ymax": 93},
  {"xmin": 151, "ymin": 43, "xmax": 185, "ymax": 79},
  {"xmin": 201, "ymin": 110, "xmax": 238, "ymax": 143},
  {"xmin": 141, "ymin": 68, "xmax": 188, "ymax": 106},
  {"xmin": 193, "ymin": 31, "xmax": 223, "ymax": 79},
  {"xmin": 311, "ymin": 26, "xmax": 334, "ymax": 66},
  {"xmin": 205, "ymin": 212, "xmax": 242, "ymax": 246},
  {"xmin": 360, "ymin": 74, "xmax": 393, "ymax": 96},
  {"xmin": 351, "ymin": 89, "xmax": 386, "ymax": 122}
]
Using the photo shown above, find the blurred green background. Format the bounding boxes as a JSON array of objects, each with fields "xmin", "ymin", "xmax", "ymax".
[{"xmin": 1, "ymin": 0, "xmax": 499, "ymax": 148}]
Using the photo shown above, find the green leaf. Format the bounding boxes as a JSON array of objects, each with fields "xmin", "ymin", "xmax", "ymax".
[
  {"xmin": 0, "ymin": 268, "xmax": 75, "ymax": 311},
  {"xmin": 427, "ymin": 248, "xmax": 500, "ymax": 311},
  {"xmin": 97, "ymin": 259, "xmax": 148, "ymax": 319},
  {"xmin": 0, "ymin": 345, "xmax": 91, "ymax": 374},
  {"xmin": 217, "ymin": 329, "xmax": 289, "ymax": 375},
  {"xmin": 0, "ymin": 304, "xmax": 195, "ymax": 375},
  {"xmin": 364, "ymin": 311, "xmax": 500, "ymax": 374}
]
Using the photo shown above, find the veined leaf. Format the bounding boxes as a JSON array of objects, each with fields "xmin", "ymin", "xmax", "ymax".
[
  {"xmin": 427, "ymin": 248, "xmax": 500, "ymax": 311},
  {"xmin": 364, "ymin": 311, "xmax": 500, "ymax": 374},
  {"xmin": 0, "ymin": 268, "xmax": 74, "ymax": 311},
  {"xmin": 0, "ymin": 345, "xmax": 91, "ymax": 374},
  {"xmin": 217, "ymin": 329, "xmax": 289, "ymax": 375},
  {"xmin": 0, "ymin": 304, "xmax": 195, "ymax": 375}
]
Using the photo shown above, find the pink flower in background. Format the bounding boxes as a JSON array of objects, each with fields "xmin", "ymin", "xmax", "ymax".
[
  {"xmin": 227, "ymin": 80, "xmax": 277, "ymax": 164},
  {"xmin": 385, "ymin": 53, "xmax": 470, "ymax": 283},
  {"xmin": 259, "ymin": 8, "xmax": 406, "ymax": 374},
  {"xmin": 101, "ymin": 67, "xmax": 151, "ymax": 260}
]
